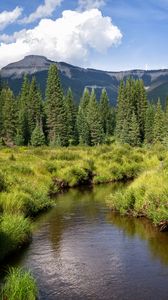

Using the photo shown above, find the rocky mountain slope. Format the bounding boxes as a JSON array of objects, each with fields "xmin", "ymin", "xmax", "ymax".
[{"xmin": 1, "ymin": 55, "xmax": 168, "ymax": 104}]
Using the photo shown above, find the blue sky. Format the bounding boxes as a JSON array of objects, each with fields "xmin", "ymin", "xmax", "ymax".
[{"xmin": 0, "ymin": 0, "xmax": 167, "ymax": 71}]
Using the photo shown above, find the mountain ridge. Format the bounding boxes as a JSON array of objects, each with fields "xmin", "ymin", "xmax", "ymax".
[{"xmin": 1, "ymin": 55, "xmax": 168, "ymax": 104}]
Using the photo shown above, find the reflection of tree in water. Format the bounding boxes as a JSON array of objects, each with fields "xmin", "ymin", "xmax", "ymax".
[
  {"xmin": 48, "ymin": 183, "xmax": 125, "ymax": 254},
  {"xmin": 107, "ymin": 212, "xmax": 168, "ymax": 265}
]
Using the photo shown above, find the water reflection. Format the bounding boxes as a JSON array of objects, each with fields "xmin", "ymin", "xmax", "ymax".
[
  {"xmin": 107, "ymin": 212, "xmax": 168, "ymax": 265},
  {"xmin": 1, "ymin": 184, "xmax": 168, "ymax": 300}
]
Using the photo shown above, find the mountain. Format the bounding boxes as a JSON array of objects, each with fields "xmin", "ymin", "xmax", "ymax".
[{"xmin": 1, "ymin": 55, "xmax": 168, "ymax": 105}]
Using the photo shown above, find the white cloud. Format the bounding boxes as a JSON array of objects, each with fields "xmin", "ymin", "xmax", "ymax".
[
  {"xmin": 0, "ymin": 9, "xmax": 122, "ymax": 68},
  {"xmin": 0, "ymin": 7, "xmax": 22, "ymax": 30},
  {"xmin": 78, "ymin": 0, "xmax": 105, "ymax": 10},
  {"xmin": 21, "ymin": 0, "xmax": 63, "ymax": 24}
]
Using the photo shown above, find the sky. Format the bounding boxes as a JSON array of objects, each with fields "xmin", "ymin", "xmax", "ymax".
[{"xmin": 0, "ymin": 0, "xmax": 167, "ymax": 71}]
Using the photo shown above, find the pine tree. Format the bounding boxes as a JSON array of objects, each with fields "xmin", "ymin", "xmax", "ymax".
[
  {"xmin": 153, "ymin": 99, "xmax": 165, "ymax": 143},
  {"xmin": 77, "ymin": 88, "xmax": 91, "ymax": 145},
  {"xmin": 28, "ymin": 77, "xmax": 43, "ymax": 136},
  {"xmin": 144, "ymin": 104, "xmax": 155, "ymax": 144},
  {"xmin": 99, "ymin": 88, "xmax": 112, "ymax": 136},
  {"xmin": 46, "ymin": 64, "xmax": 68, "ymax": 146},
  {"xmin": 0, "ymin": 89, "xmax": 5, "ymax": 137},
  {"xmin": 129, "ymin": 112, "xmax": 140, "ymax": 146},
  {"xmin": 65, "ymin": 88, "xmax": 78, "ymax": 145},
  {"xmin": 87, "ymin": 89, "xmax": 104, "ymax": 145},
  {"xmin": 17, "ymin": 75, "xmax": 30, "ymax": 145},
  {"xmin": 136, "ymin": 80, "xmax": 148, "ymax": 141},
  {"xmin": 31, "ymin": 123, "xmax": 45, "ymax": 147},
  {"xmin": 116, "ymin": 80, "xmax": 125, "ymax": 139},
  {"xmin": 2, "ymin": 88, "xmax": 16, "ymax": 144}
]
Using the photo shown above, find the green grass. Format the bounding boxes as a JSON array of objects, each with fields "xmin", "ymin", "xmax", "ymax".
[
  {"xmin": 0, "ymin": 214, "xmax": 31, "ymax": 261},
  {"xmin": 107, "ymin": 152, "xmax": 168, "ymax": 226},
  {"xmin": 0, "ymin": 142, "xmax": 167, "ymax": 297},
  {"xmin": 0, "ymin": 143, "xmax": 164, "ymax": 262},
  {"xmin": 1, "ymin": 267, "xmax": 38, "ymax": 300}
]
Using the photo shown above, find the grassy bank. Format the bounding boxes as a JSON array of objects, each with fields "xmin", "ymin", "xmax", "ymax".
[
  {"xmin": 0, "ymin": 143, "xmax": 149, "ymax": 262},
  {"xmin": 0, "ymin": 143, "xmax": 167, "ymax": 297},
  {"xmin": 107, "ymin": 144, "xmax": 168, "ymax": 230},
  {"xmin": 1, "ymin": 268, "xmax": 38, "ymax": 300}
]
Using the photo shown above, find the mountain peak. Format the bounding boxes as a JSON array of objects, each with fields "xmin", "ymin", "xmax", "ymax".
[{"xmin": 1, "ymin": 55, "xmax": 54, "ymax": 78}]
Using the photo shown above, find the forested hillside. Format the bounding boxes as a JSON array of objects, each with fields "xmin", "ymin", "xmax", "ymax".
[{"xmin": 0, "ymin": 63, "xmax": 167, "ymax": 148}]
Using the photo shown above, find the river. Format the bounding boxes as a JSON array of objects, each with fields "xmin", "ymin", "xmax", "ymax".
[{"xmin": 2, "ymin": 184, "xmax": 168, "ymax": 299}]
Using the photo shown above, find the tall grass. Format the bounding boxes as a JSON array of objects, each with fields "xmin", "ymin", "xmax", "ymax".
[{"xmin": 1, "ymin": 267, "xmax": 38, "ymax": 300}]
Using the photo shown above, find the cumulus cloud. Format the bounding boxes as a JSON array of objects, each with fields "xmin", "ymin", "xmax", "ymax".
[
  {"xmin": 21, "ymin": 0, "xmax": 63, "ymax": 24},
  {"xmin": 0, "ymin": 9, "xmax": 122, "ymax": 68},
  {"xmin": 0, "ymin": 7, "xmax": 22, "ymax": 30},
  {"xmin": 78, "ymin": 0, "xmax": 105, "ymax": 10}
]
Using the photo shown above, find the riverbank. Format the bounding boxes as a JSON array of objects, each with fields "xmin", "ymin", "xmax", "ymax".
[
  {"xmin": 0, "ymin": 143, "xmax": 168, "ymax": 298},
  {"xmin": 107, "ymin": 143, "xmax": 168, "ymax": 231},
  {"xmin": 0, "ymin": 143, "xmax": 163, "ymax": 264}
]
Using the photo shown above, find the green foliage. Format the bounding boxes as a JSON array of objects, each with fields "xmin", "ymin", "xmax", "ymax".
[
  {"xmin": 46, "ymin": 64, "xmax": 68, "ymax": 146},
  {"xmin": 1, "ymin": 267, "xmax": 38, "ymax": 300},
  {"xmin": 153, "ymin": 99, "xmax": 165, "ymax": 143},
  {"xmin": 31, "ymin": 124, "xmax": 45, "ymax": 147},
  {"xmin": 0, "ymin": 214, "xmax": 31, "ymax": 261},
  {"xmin": 65, "ymin": 88, "xmax": 78, "ymax": 145},
  {"xmin": 116, "ymin": 79, "xmax": 147, "ymax": 145},
  {"xmin": 87, "ymin": 89, "xmax": 104, "ymax": 145},
  {"xmin": 77, "ymin": 88, "xmax": 91, "ymax": 145},
  {"xmin": 2, "ymin": 88, "xmax": 16, "ymax": 143}
]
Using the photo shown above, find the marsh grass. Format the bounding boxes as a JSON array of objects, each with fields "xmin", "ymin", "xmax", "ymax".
[
  {"xmin": 0, "ymin": 143, "xmax": 164, "ymax": 263},
  {"xmin": 1, "ymin": 267, "xmax": 38, "ymax": 300}
]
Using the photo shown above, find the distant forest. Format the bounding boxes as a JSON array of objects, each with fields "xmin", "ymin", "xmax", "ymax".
[{"xmin": 0, "ymin": 64, "xmax": 167, "ymax": 147}]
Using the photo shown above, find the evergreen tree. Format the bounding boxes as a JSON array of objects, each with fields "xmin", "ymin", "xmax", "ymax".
[
  {"xmin": 2, "ymin": 88, "xmax": 16, "ymax": 143},
  {"xmin": 129, "ymin": 112, "xmax": 140, "ymax": 146},
  {"xmin": 136, "ymin": 80, "xmax": 148, "ymax": 141},
  {"xmin": 153, "ymin": 99, "xmax": 165, "ymax": 143},
  {"xmin": 87, "ymin": 89, "xmax": 104, "ymax": 146},
  {"xmin": 31, "ymin": 123, "xmax": 45, "ymax": 147},
  {"xmin": 116, "ymin": 80, "xmax": 125, "ymax": 139},
  {"xmin": 144, "ymin": 104, "xmax": 155, "ymax": 144},
  {"xmin": 46, "ymin": 64, "xmax": 68, "ymax": 146},
  {"xmin": 28, "ymin": 77, "xmax": 43, "ymax": 136},
  {"xmin": 99, "ymin": 88, "xmax": 112, "ymax": 136},
  {"xmin": 65, "ymin": 88, "xmax": 78, "ymax": 145},
  {"xmin": 17, "ymin": 75, "xmax": 30, "ymax": 145},
  {"xmin": 77, "ymin": 88, "xmax": 91, "ymax": 145},
  {"xmin": 0, "ymin": 89, "xmax": 5, "ymax": 137}
]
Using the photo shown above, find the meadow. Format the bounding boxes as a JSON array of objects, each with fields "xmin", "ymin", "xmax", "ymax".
[{"xmin": 0, "ymin": 143, "xmax": 167, "ymax": 298}]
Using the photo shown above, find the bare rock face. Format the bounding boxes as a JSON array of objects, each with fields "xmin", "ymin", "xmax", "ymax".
[
  {"xmin": 1, "ymin": 55, "xmax": 168, "ymax": 104},
  {"xmin": 1, "ymin": 55, "xmax": 54, "ymax": 78}
]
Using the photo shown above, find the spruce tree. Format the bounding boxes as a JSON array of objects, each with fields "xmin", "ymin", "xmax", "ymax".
[
  {"xmin": 136, "ymin": 80, "xmax": 148, "ymax": 141},
  {"xmin": 153, "ymin": 99, "xmax": 165, "ymax": 143},
  {"xmin": 46, "ymin": 64, "xmax": 68, "ymax": 146},
  {"xmin": 17, "ymin": 75, "xmax": 30, "ymax": 145},
  {"xmin": 65, "ymin": 88, "xmax": 78, "ymax": 145},
  {"xmin": 2, "ymin": 88, "xmax": 16, "ymax": 144},
  {"xmin": 129, "ymin": 112, "xmax": 140, "ymax": 146},
  {"xmin": 31, "ymin": 123, "xmax": 45, "ymax": 147},
  {"xmin": 28, "ymin": 77, "xmax": 42, "ymax": 136},
  {"xmin": 0, "ymin": 89, "xmax": 5, "ymax": 137},
  {"xmin": 77, "ymin": 88, "xmax": 90, "ymax": 145},
  {"xmin": 99, "ymin": 88, "xmax": 112, "ymax": 136},
  {"xmin": 116, "ymin": 80, "xmax": 125, "ymax": 139},
  {"xmin": 144, "ymin": 104, "xmax": 155, "ymax": 144},
  {"xmin": 87, "ymin": 89, "xmax": 104, "ymax": 146}
]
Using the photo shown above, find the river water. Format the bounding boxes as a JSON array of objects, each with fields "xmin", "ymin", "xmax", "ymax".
[{"xmin": 2, "ymin": 184, "xmax": 168, "ymax": 299}]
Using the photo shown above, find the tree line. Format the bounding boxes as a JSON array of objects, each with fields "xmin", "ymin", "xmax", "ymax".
[
  {"xmin": 0, "ymin": 64, "xmax": 167, "ymax": 147},
  {"xmin": 116, "ymin": 78, "xmax": 168, "ymax": 146},
  {"xmin": 0, "ymin": 64, "xmax": 115, "ymax": 147}
]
